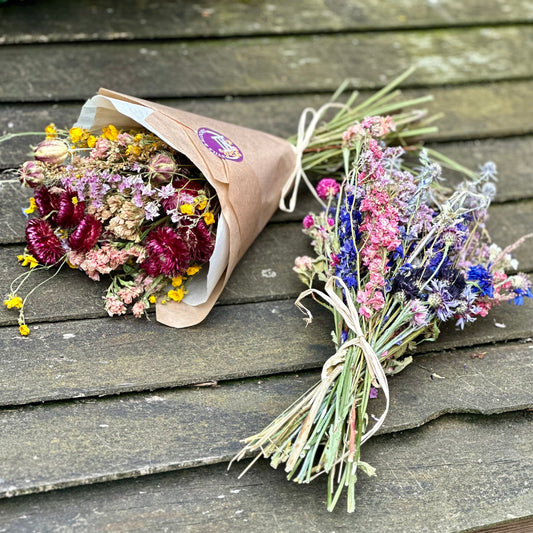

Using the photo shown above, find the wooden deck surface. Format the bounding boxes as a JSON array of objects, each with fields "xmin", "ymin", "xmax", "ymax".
[{"xmin": 0, "ymin": 1, "xmax": 532, "ymax": 531}]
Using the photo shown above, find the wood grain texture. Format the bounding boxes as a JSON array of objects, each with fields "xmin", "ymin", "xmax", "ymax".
[
  {"xmin": 0, "ymin": 1, "xmax": 531, "ymax": 527},
  {"xmin": 0, "ymin": 300, "xmax": 333, "ymax": 406},
  {"xmin": 0, "ymin": 342, "xmax": 530, "ymax": 499},
  {"xmin": 0, "ymin": 294, "xmax": 531, "ymax": 407},
  {"xmin": 0, "ymin": 411, "xmax": 530, "ymax": 532},
  {"xmin": 470, "ymin": 517, "xmax": 533, "ymax": 533},
  {"xmin": 1, "ymin": 80, "xmax": 533, "ymax": 169},
  {"xmin": 428, "ymin": 137, "xmax": 533, "ymax": 203},
  {"xmin": 2, "ymin": 0, "xmax": 533, "ymax": 44},
  {"xmin": 1, "ymin": 27, "xmax": 533, "ymax": 102}
]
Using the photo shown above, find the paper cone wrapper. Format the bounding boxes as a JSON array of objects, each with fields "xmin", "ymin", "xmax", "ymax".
[{"xmin": 75, "ymin": 89, "xmax": 297, "ymax": 327}]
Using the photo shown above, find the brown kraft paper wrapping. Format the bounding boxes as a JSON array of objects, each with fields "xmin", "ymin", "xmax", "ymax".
[{"xmin": 75, "ymin": 89, "xmax": 297, "ymax": 328}]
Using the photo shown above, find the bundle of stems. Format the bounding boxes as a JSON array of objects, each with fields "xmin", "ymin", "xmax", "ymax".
[
  {"xmin": 232, "ymin": 115, "xmax": 531, "ymax": 511},
  {"xmin": 232, "ymin": 276, "xmax": 427, "ymax": 512},
  {"xmin": 281, "ymin": 66, "xmax": 477, "ymax": 213},
  {"xmin": 290, "ymin": 68, "xmax": 440, "ymax": 168}
]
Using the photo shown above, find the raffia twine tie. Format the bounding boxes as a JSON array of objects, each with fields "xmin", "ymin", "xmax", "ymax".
[
  {"xmin": 278, "ymin": 102, "xmax": 344, "ymax": 213},
  {"xmin": 294, "ymin": 276, "xmax": 390, "ymax": 452}
]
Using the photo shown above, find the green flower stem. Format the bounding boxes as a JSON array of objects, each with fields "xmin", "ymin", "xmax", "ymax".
[
  {"xmin": 425, "ymin": 147, "xmax": 478, "ymax": 179},
  {"xmin": 15, "ymin": 257, "xmax": 68, "ymax": 324},
  {"xmin": 10, "ymin": 267, "xmax": 36, "ymax": 295},
  {"xmin": 0, "ymin": 132, "xmax": 46, "ymax": 143}
]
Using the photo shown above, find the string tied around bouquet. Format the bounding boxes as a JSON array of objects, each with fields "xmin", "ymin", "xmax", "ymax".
[
  {"xmin": 295, "ymin": 276, "xmax": 390, "ymax": 447},
  {"xmin": 279, "ymin": 102, "xmax": 344, "ymax": 213}
]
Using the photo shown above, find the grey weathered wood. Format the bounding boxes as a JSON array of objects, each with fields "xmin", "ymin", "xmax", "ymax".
[
  {"xmin": 371, "ymin": 341, "xmax": 533, "ymax": 431},
  {"xmin": 428, "ymin": 137, "xmax": 533, "ymax": 203},
  {"xmin": 0, "ymin": 300, "xmax": 332, "ymax": 406},
  {"xmin": 2, "ymin": 80, "xmax": 533, "ymax": 169},
  {"xmin": 0, "ymin": 0, "xmax": 530, "ymax": 529},
  {"xmin": 0, "ymin": 341, "xmax": 530, "ymax": 500},
  {"xmin": 0, "ymin": 294, "xmax": 531, "ymax": 407},
  {"xmin": 2, "ymin": 0, "xmax": 533, "ymax": 44},
  {"xmin": 0, "ymin": 411, "xmax": 530, "ymax": 532},
  {"xmin": 1, "ymin": 27, "xmax": 533, "ymax": 102},
  {"xmin": 487, "ymin": 201, "xmax": 533, "ymax": 273},
  {"xmin": 1, "ymin": 199, "xmax": 531, "ymax": 325},
  {"xmin": 0, "ymin": 179, "xmax": 30, "ymax": 245}
]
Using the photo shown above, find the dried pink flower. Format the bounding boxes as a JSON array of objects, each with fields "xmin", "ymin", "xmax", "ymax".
[
  {"xmin": 132, "ymin": 301, "xmax": 147, "ymax": 318},
  {"xmin": 148, "ymin": 152, "xmax": 175, "ymax": 184},
  {"xmin": 316, "ymin": 178, "xmax": 340, "ymax": 200},
  {"xmin": 34, "ymin": 139, "xmax": 69, "ymax": 166},
  {"xmin": 20, "ymin": 161, "xmax": 45, "ymax": 188},
  {"xmin": 118, "ymin": 285, "xmax": 143, "ymax": 305},
  {"xmin": 302, "ymin": 214, "xmax": 314, "ymax": 229},
  {"xmin": 89, "ymin": 137, "xmax": 110, "ymax": 159},
  {"xmin": 294, "ymin": 256, "xmax": 313, "ymax": 270},
  {"xmin": 105, "ymin": 296, "xmax": 127, "ymax": 316}
]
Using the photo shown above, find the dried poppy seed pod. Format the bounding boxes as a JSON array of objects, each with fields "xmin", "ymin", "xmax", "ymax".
[
  {"xmin": 34, "ymin": 139, "xmax": 69, "ymax": 166},
  {"xmin": 19, "ymin": 160, "xmax": 45, "ymax": 188},
  {"xmin": 148, "ymin": 152, "xmax": 175, "ymax": 184}
]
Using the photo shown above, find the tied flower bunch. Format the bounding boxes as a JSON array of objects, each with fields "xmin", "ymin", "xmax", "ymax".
[
  {"xmin": 280, "ymin": 66, "xmax": 442, "ymax": 212},
  {"xmin": 233, "ymin": 115, "xmax": 532, "ymax": 511},
  {"xmin": 5, "ymin": 124, "xmax": 219, "ymax": 335},
  {"xmin": 3, "ymin": 69, "xmax": 441, "ymax": 332}
]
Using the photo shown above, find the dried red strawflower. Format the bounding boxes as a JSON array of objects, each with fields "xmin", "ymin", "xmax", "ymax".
[
  {"xmin": 56, "ymin": 189, "xmax": 86, "ymax": 227},
  {"xmin": 34, "ymin": 186, "xmax": 60, "ymax": 222},
  {"xmin": 69, "ymin": 214, "xmax": 102, "ymax": 252},
  {"xmin": 142, "ymin": 226, "xmax": 191, "ymax": 277},
  {"xmin": 191, "ymin": 221, "xmax": 215, "ymax": 263},
  {"xmin": 25, "ymin": 218, "xmax": 65, "ymax": 265}
]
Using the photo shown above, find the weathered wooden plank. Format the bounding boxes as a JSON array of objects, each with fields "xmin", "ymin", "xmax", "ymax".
[
  {"xmin": 371, "ymin": 341, "xmax": 533, "ymax": 431},
  {"xmin": 1, "ymin": 81, "xmax": 533, "ymax": 169},
  {"xmin": 0, "ymin": 178, "xmax": 30, "ymax": 245},
  {"xmin": 1, "ymin": 27, "xmax": 532, "ymax": 102},
  {"xmin": 2, "ymin": 448, "xmax": 529, "ymax": 533},
  {"xmin": 0, "ymin": 292, "xmax": 531, "ymax": 407},
  {"xmin": 2, "ymin": 0, "xmax": 533, "ymax": 44},
  {"xmin": 0, "ymin": 342, "xmax": 530, "ymax": 500},
  {"xmin": 1, "ymin": 199, "xmax": 532, "ymax": 324},
  {"xmin": 427, "ymin": 137, "xmax": 533, "ymax": 203},
  {"xmin": 473, "ymin": 518, "xmax": 533, "ymax": 533},
  {"xmin": 0, "ymin": 300, "xmax": 332, "ymax": 406},
  {"xmin": 0, "ymin": 411, "xmax": 531, "ymax": 533}
]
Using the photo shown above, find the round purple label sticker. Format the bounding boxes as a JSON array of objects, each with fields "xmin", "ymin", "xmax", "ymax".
[{"xmin": 197, "ymin": 127, "xmax": 243, "ymax": 162}]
